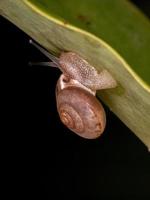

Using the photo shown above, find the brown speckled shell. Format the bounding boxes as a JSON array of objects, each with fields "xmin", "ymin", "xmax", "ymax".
[{"xmin": 56, "ymin": 85, "xmax": 106, "ymax": 139}]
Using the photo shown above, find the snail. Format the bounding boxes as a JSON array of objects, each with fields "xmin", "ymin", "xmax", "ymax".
[{"xmin": 29, "ymin": 40, "xmax": 117, "ymax": 139}]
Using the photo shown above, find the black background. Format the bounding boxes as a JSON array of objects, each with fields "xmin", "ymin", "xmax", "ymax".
[{"xmin": 1, "ymin": 0, "xmax": 150, "ymax": 199}]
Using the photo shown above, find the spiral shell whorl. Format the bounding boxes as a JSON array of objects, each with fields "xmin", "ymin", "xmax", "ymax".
[
  {"xmin": 59, "ymin": 103, "xmax": 84, "ymax": 133},
  {"xmin": 56, "ymin": 81, "xmax": 106, "ymax": 139}
]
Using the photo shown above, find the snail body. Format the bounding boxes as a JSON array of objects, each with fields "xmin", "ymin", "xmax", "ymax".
[
  {"xmin": 59, "ymin": 52, "xmax": 117, "ymax": 90},
  {"xmin": 30, "ymin": 40, "xmax": 117, "ymax": 139}
]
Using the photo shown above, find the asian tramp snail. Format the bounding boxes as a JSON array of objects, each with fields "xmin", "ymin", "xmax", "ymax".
[{"xmin": 29, "ymin": 40, "xmax": 117, "ymax": 139}]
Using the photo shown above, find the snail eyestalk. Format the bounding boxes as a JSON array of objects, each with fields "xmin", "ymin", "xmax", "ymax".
[
  {"xmin": 28, "ymin": 61, "xmax": 59, "ymax": 68},
  {"xmin": 29, "ymin": 39, "xmax": 60, "ymax": 65}
]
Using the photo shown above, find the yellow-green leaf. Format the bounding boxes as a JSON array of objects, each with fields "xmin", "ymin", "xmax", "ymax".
[{"xmin": 1, "ymin": 0, "xmax": 150, "ymax": 148}]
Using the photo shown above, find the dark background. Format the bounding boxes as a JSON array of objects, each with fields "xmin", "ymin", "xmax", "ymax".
[{"xmin": 1, "ymin": 0, "xmax": 150, "ymax": 199}]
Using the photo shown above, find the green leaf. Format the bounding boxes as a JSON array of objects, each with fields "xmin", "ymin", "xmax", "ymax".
[{"xmin": 1, "ymin": 0, "xmax": 150, "ymax": 148}]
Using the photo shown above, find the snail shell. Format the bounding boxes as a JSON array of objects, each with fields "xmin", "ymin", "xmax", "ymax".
[{"xmin": 56, "ymin": 75, "xmax": 106, "ymax": 139}]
